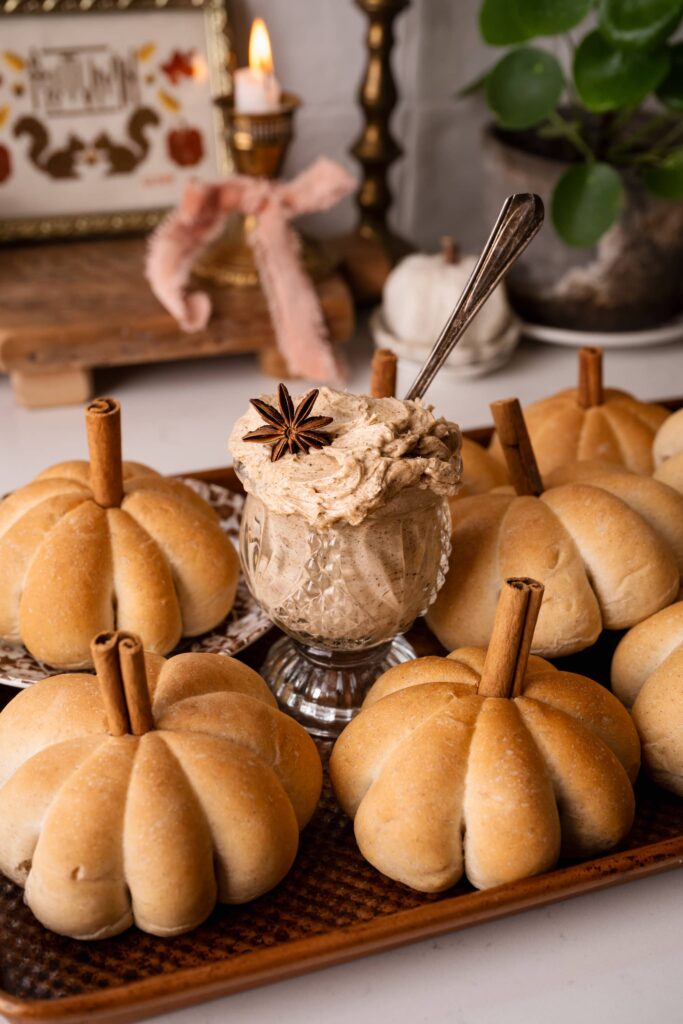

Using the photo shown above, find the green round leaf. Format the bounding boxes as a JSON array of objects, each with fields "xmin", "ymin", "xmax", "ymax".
[
  {"xmin": 598, "ymin": 0, "xmax": 682, "ymax": 51},
  {"xmin": 480, "ymin": 0, "xmax": 531, "ymax": 45},
  {"xmin": 574, "ymin": 30, "xmax": 671, "ymax": 111},
  {"xmin": 486, "ymin": 47, "xmax": 564, "ymax": 129},
  {"xmin": 657, "ymin": 42, "xmax": 683, "ymax": 109},
  {"xmin": 552, "ymin": 162, "xmax": 624, "ymax": 246},
  {"xmin": 515, "ymin": 0, "xmax": 593, "ymax": 36},
  {"xmin": 641, "ymin": 148, "xmax": 683, "ymax": 196}
]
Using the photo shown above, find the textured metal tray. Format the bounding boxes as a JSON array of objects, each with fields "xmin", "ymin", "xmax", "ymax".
[{"xmin": 1, "ymin": 454, "xmax": 682, "ymax": 1024}]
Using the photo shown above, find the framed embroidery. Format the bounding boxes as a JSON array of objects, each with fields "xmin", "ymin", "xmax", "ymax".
[{"xmin": 0, "ymin": 0, "xmax": 233, "ymax": 241}]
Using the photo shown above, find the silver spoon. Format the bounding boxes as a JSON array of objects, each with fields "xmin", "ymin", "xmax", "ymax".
[{"xmin": 404, "ymin": 193, "xmax": 544, "ymax": 401}]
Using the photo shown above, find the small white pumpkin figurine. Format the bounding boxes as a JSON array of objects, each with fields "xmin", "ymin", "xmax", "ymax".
[{"xmin": 379, "ymin": 238, "xmax": 517, "ymax": 373}]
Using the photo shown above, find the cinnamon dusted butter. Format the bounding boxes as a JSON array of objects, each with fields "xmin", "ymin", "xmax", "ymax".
[{"xmin": 229, "ymin": 387, "xmax": 462, "ymax": 528}]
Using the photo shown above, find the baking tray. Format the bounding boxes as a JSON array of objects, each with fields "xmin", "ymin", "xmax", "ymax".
[{"xmin": 2, "ymin": 427, "xmax": 683, "ymax": 1024}]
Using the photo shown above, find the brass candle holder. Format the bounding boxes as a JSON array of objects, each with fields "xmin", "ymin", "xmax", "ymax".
[
  {"xmin": 193, "ymin": 93, "xmax": 336, "ymax": 287},
  {"xmin": 343, "ymin": 0, "xmax": 413, "ymax": 301}
]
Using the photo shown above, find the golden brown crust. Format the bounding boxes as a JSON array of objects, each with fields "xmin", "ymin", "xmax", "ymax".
[
  {"xmin": 121, "ymin": 487, "xmax": 238, "ymax": 637},
  {"xmin": 158, "ymin": 690, "xmax": 322, "ymax": 828},
  {"xmin": 546, "ymin": 463, "xmax": 683, "ymax": 576},
  {"xmin": 499, "ymin": 494, "xmax": 602, "ymax": 651},
  {"xmin": 457, "ymin": 437, "xmax": 509, "ymax": 498},
  {"xmin": 515, "ymin": 697, "xmax": 635, "ymax": 856},
  {"xmin": 428, "ymin": 464, "xmax": 681, "ymax": 658},
  {"xmin": 632, "ymin": 645, "xmax": 683, "ymax": 796},
  {"xmin": 524, "ymin": 671, "xmax": 640, "ymax": 782},
  {"xmin": 0, "ymin": 463, "xmax": 239, "ymax": 668},
  {"xmin": 351, "ymin": 693, "xmax": 480, "ymax": 893},
  {"xmin": 0, "ymin": 651, "xmax": 322, "ymax": 938},
  {"xmin": 331, "ymin": 651, "xmax": 639, "ymax": 892},
  {"xmin": 653, "ymin": 408, "xmax": 683, "ymax": 467},
  {"xmin": 489, "ymin": 388, "xmax": 668, "ymax": 476},
  {"xmin": 611, "ymin": 600, "xmax": 683, "ymax": 707},
  {"xmin": 25, "ymin": 737, "xmax": 137, "ymax": 939},
  {"xmin": 427, "ymin": 492, "xmax": 602, "ymax": 658},
  {"xmin": 363, "ymin": 656, "xmax": 479, "ymax": 707},
  {"xmin": 426, "ymin": 494, "xmax": 514, "ymax": 652},
  {"xmin": 462, "ymin": 698, "xmax": 560, "ymax": 890},
  {"xmin": 542, "ymin": 483, "xmax": 678, "ymax": 629},
  {"xmin": 108, "ymin": 508, "xmax": 183, "ymax": 655},
  {"xmin": 0, "ymin": 492, "xmax": 88, "ymax": 642},
  {"xmin": 152, "ymin": 652, "xmax": 275, "ymax": 713},
  {"xmin": 20, "ymin": 501, "xmax": 115, "ymax": 669},
  {"xmin": 654, "ymin": 452, "xmax": 683, "ymax": 494}
]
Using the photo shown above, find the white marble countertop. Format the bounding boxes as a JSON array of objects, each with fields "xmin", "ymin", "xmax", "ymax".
[{"xmin": 1, "ymin": 331, "xmax": 683, "ymax": 1024}]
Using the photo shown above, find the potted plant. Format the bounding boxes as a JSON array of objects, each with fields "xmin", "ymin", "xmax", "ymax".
[{"xmin": 471, "ymin": 0, "xmax": 683, "ymax": 332}]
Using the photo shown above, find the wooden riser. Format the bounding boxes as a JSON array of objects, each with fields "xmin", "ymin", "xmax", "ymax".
[{"xmin": 0, "ymin": 237, "xmax": 355, "ymax": 408}]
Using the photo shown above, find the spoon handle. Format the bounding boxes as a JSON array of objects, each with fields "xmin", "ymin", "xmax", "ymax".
[{"xmin": 404, "ymin": 193, "xmax": 544, "ymax": 402}]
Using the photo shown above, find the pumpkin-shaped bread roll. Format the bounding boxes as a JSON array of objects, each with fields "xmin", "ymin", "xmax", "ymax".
[
  {"xmin": 458, "ymin": 436, "xmax": 509, "ymax": 497},
  {"xmin": 611, "ymin": 602, "xmax": 683, "ymax": 796},
  {"xmin": 331, "ymin": 579, "xmax": 639, "ymax": 893},
  {"xmin": 612, "ymin": 601, "xmax": 683, "ymax": 708},
  {"xmin": 0, "ymin": 633, "xmax": 322, "ymax": 940},
  {"xmin": 653, "ymin": 407, "xmax": 683, "ymax": 495},
  {"xmin": 488, "ymin": 348, "xmax": 668, "ymax": 476},
  {"xmin": 427, "ymin": 400, "xmax": 682, "ymax": 658},
  {"xmin": 0, "ymin": 399, "xmax": 239, "ymax": 668}
]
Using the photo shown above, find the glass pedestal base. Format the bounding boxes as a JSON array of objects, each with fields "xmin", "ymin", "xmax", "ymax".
[{"xmin": 261, "ymin": 634, "xmax": 416, "ymax": 738}]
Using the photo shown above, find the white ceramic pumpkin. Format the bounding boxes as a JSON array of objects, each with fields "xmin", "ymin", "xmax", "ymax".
[{"xmin": 383, "ymin": 239, "xmax": 511, "ymax": 350}]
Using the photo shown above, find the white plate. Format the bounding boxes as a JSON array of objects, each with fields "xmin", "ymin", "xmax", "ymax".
[
  {"xmin": 0, "ymin": 478, "xmax": 273, "ymax": 690},
  {"xmin": 522, "ymin": 316, "xmax": 683, "ymax": 349},
  {"xmin": 370, "ymin": 309, "xmax": 521, "ymax": 379}
]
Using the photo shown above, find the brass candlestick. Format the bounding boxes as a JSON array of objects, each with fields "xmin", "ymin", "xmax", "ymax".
[
  {"xmin": 344, "ymin": 0, "xmax": 413, "ymax": 301},
  {"xmin": 193, "ymin": 93, "xmax": 336, "ymax": 287}
]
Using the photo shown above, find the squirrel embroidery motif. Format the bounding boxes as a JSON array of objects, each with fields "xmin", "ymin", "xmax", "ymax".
[
  {"xmin": 13, "ymin": 107, "xmax": 161, "ymax": 180},
  {"xmin": 13, "ymin": 117, "xmax": 85, "ymax": 180},
  {"xmin": 94, "ymin": 107, "xmax": 160, "ymax": 175}
]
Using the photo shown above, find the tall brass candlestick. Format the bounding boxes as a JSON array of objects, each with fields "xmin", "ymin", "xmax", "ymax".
[{"xmin": 344, "ymin": 0, "xmax": 412, "ymax": 301}]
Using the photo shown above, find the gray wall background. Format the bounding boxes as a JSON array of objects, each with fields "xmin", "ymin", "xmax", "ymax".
[{"xmin": 231, "ymin": 0, "xmax": 492, "ymax": 253}]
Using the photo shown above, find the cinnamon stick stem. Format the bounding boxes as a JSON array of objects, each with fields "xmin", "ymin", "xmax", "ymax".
[
  {"xmin": 478, "ymin": 578, "xmax": 544, "ymax": 699},
  {"xmin": 490, "ymin": 398, "xmax": 543, "ymax": 497},
  {"xmin": 578, "ymin": 347, "xmax": 604, "ymax": 408},
  {"xmin": 91, "ymin": 632, "xmax": 130, "ymax": 736},
  {"xmin": 119, "ymin": 634, "xmax": 154, "ymax": 736},
  {"xmin": 86, "ymin": 397, "xmax": 123, "ymax": 508},
  {"xmin": 511, "ymin": 579, "xmax": 544, "ymax": 698},
  {"xmin": 370, "ymin": 348, "xmax": 398, "ymax": 399},
  {"xmin": 440, "ymin": 236, "xmax": 460, "ymax": 265}
]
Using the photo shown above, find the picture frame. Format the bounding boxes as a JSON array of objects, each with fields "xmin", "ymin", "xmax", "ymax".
[{"xmin": 0, "ymin": 0, "xmax": 234, "ymax": 242}]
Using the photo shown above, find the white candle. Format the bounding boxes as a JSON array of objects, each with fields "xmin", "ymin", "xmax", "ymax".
[{"xmin": 234, "ymin": 18, "xmax": 282, "ymax": 114}]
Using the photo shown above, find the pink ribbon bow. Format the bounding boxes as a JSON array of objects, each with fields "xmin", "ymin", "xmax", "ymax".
[{"xmin": 146, "ymin": 157, "xmax": 355, "ymax": 386}]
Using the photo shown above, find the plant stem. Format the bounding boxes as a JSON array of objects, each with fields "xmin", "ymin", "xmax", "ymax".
[
  {"xmin": 608, "ymin": 111, "xmax": 678, "ymax": 160},
  {"xmin": 605, "ymin": 104, "xmax": 640, "ymax": 150},
  {"xmin": 547, "ymin": 110, "xmax": 595, "ymax": 162},
  {"xmin": 649, "ymin": 119, "xmax": 683, "ymax": 158}
]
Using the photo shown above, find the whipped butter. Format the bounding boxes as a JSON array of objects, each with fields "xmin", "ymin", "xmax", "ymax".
[
  {"xmin": 229, "ymin": 387, "xmax": 461, "ymax": 528},
  {"xmin": 231, "ymin": 388, "xmax": 461, "ymax": 648}
]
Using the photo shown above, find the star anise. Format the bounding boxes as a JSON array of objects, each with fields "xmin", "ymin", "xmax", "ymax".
[{"xmin": 242, "ymin": 383, "xmax": 334, "ymax": 462}]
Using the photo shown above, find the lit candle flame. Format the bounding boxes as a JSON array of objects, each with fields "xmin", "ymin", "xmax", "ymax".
[{"xmin": 249, "ymin": 17, "xmax": 275, "ymax": 74}]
